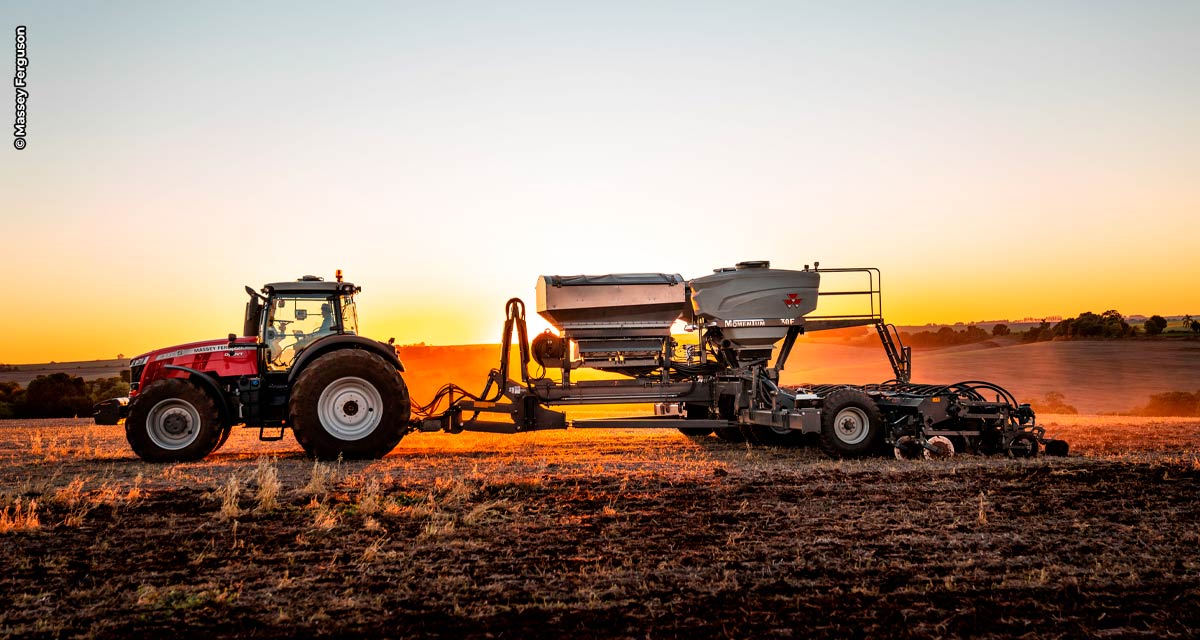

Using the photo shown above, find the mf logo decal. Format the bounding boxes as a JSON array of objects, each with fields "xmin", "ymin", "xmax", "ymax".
[
  {"xmin": 783, "ymin": 293, "xmax": 803, "ymax": 308},
  {"xmin": 155, "ymin": 345, "xmax": 251, "ymax": 361}
]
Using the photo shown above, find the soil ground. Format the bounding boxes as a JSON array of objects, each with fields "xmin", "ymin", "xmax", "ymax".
[{"xmin": 0, "ymin": 417, "xmax": 1198, "ymax": 639}]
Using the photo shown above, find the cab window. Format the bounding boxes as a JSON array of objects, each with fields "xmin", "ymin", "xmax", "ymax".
[{"xmin": 266, "ymin": 294, "xmax": 338, "ymax": 370}]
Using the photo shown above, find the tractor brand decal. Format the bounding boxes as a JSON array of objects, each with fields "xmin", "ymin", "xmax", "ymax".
[
  {"xmin": 154, "ymin": 345, "xmax": 252, "ymax": 361},
  {"xmin": 129, "ymin": 356, "xmax": 148, "ymax": 367},
  {"xmin": 723, "ymin": 318, "xmax": 767, "ymax": 328},
  {"xmin": 782, "ymin": 293, "xmax": 803, "ymax": 308}
]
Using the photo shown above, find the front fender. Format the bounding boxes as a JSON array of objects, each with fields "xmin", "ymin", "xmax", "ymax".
[{"xmin": 162, "ymin": 365, "xmax": 236, "ymax": 427}]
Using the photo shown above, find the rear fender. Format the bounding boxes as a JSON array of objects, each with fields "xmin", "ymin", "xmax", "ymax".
[{"xmin": 287, "ymin": 335, "xmax": 404, "ymax": 384}]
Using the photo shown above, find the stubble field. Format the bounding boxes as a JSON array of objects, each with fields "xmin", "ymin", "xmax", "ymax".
[{"xmin": 0, "ymin": 417, "xmax": 1198, "ymax": 639}]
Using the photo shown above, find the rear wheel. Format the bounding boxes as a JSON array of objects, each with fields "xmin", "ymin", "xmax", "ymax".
[
  {"xmin": 817, "ymin": 389, "xmax": 884, "ymax": 458},
  {"xmin": 290, "ymin": 349, "xmax": 410, "ymax": 460},
  {"xmin": 125, "ymin": 379, "xmax": 223, "ymax": 462}
]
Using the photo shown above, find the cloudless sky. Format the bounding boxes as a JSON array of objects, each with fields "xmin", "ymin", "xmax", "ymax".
[{"xmin": 1, "ymin": 1, "xmax": 1198, "ymax": 362}]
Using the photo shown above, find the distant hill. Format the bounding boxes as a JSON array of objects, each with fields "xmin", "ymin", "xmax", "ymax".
[{"xmin": 0, "ymin": 359, "xmax": 129, "ymax": 387}]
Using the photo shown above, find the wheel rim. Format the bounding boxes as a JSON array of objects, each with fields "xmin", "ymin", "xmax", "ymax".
[
  {"xmin": 924, "ymin": 435, "xmax": 955, "ymax": 459},
  {"xmin": 833, "ymin": 407, "xmax": 870, "ymax": 445},
  {"xmin": 317, "ymin": 376, "xmax": 383, "ymax": 441},
  {"xmin": 146, "ymin": 398, "xmax": 202, "ymax": 451},
  {"xmin": 1009, "ymin": 435, "xmax": 1036, "ymax": 458},
  {"xmin": 894, "ymin": 435, "xmax": 921, "ymax": 460}
]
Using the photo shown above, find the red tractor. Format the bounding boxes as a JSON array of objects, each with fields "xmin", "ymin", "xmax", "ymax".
[{"xmin": 118, "ymin": 274, "xmax": 410, "ymax": 462}]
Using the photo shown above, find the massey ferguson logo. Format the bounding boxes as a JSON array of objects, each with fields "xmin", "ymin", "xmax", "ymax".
[{"xmin": 783, "ymin": 293, "xmax": 803, "ymax": 308}]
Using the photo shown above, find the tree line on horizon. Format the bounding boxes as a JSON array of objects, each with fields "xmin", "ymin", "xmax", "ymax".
[
  {"xmin": 1029, "ymin": 389, "xmax": 1200, "ymax": 418},
  {"xmin": 900, "ymin": 311, "xmax": 1200, "ymax": 348},
  {"xmin": 0, "ymin": 373, "xmax": 129, "ymax": 420}
]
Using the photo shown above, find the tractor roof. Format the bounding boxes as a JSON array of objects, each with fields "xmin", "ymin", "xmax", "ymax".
[{"xmin": 263, "ymin": 276, "xmax": 358, "ymax": 295}]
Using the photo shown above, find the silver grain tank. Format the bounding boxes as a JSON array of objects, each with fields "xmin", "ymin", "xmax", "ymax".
[
  {"xmin": 689, "ymin": 261, "xmax": 819, "ymax": 364},
  {"xmin": 536, "ymin": 273, "xmax": 687, "ymax": 372}
]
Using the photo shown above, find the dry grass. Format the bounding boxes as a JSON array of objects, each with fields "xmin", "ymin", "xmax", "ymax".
[
  {"xmin": 301, "ymin": 461, "xmax": 337, "ymax": 496},
  {"xmin": 356, "ymin": 478, "xmax": 382, "ymax": 516},
  {"xmin": 0, "ymin": 498, "xmax": 39, "ymax": 533},
  {"xmin": 217, "ymin": 473, "xmax": 242, "ymax": 520},
  {"xmin": 253, "ymin": 457, "xmax": 281, "ymax": 513},
  {"xmin": 310, "ymin": 498, "xmax": 338, "ymax": 531}
]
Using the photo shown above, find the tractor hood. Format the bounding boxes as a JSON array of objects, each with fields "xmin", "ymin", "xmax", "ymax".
[
  {"xmin": 128, "ymin": 337, "xmax": 260, "ymax": 398},
  {"xmin": 130, "ymin": 337, "xmax": 259, "ymax": 367}
]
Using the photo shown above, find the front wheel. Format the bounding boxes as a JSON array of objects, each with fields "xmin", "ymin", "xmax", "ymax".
[
  {"xmin": 125, "ymin": 379, "xmax": 223, "ymax": 462},
  {"xmin": 817, "ymin": 388, "xmax": 884, "ymax": 458},
  {"xmin": 290, "ymin": 349, "xmax": 410, "ymax": 460}
]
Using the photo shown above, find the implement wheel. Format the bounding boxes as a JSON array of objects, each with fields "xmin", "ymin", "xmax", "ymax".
[
  {"xmin": 1044, "ymin": 438, "xmax": 1070, "ymax": 457},
  {"xmin": 714, "ymin": 428, "xmax": 746, "ymax": 442},
  {"xmin": 125, "ymin": 379, "xmax": 223, "ymax": 463},
  {"xmin": 678, "ymin": 403, "xmax": 714, "ymax": 440},
  {"xmin": 749, "ymin": 425, "xmax": 805, "ymax": 446},
  {"xmin": 1007, "ymin": 433, "xmax": 1039, "ymax": 458},
  {"xmin": 818, "ymin": 389, "xmax": 884, "ymax": 458},
  {"xmin": 290, "ymin": 349, "xmax": 410, "ymax": 460}
]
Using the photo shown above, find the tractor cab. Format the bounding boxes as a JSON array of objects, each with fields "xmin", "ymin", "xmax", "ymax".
[{"xmin": 246, "ymin": 275, "xmax": 361, "ymax": 371}]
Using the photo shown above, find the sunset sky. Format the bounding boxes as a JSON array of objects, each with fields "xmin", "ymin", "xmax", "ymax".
[{"xmin": 2, "ymin": 2, "xmax": 1198, "ymax": 363}]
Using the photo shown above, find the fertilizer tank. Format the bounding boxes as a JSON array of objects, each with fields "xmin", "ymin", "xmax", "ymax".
[
  {"xmin": 533, "ymin": 262, "xmax": 820, "ymax": 372},
  {"xmin": 535, "ymin": 273, "xmax": 686, "ymax": 337},
  {"xmin": 535, "ymin": 273, "xmax": 687, "ymax": 373},
  {"xmin": 689, "ymin": 261, "xmax": 819, "ymax": 365}
]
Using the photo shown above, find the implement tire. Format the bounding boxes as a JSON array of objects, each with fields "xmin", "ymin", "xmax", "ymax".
[
  {"xmin": 678, "ymin": 403, "xmax": 714, "ymax": 440},
  {"xmin": 125, "ymin": 379, "xmax": 223, "ymax": 463},
  {"xmin": 1007, "ymin": 433, "xmax": 1039, "ymax": 458},
  {"xmin": 818, "ymin": 388, "xmax": 884, "ymax": 458},
  {"xmin": 714, "ymin": 427, "xmax": 747, "ymax": 443},
  {"xmin": 749, "ymin": 425, "xmax": 806, "ymax": 447},
  {"xmin": 290, "ymin": 349, "xmax": 409, "ymax": 460}
]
